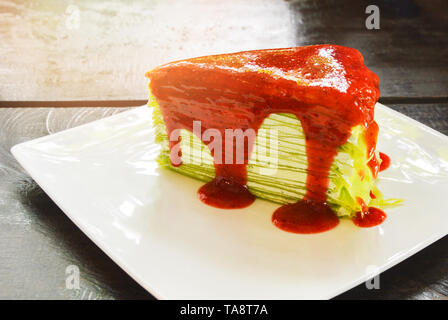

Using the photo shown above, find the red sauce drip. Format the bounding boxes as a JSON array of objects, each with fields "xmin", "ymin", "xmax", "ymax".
[
  {"xmin": 147, "ymin": 45, "xmax": 380, "ymax": 234},
  {"xmin": 198, "ymin": 177, "xmax": 255, "ymax": 209},
  {"xmin": 272, "ymin": 200, "xmax": 339, "ymax": 234},
  {"xmin": 366, "ymin": 121, "xmax": 380, "ymax": 177},
  {"xmin": 353, "ymin": 207, "xmax": 387, "ymax": 228},
  {"xmin": 379, "ymin": 152, "xmax": 391, "ymax": 172}
]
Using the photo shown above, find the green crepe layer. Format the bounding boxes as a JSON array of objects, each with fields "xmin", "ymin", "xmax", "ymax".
[{"xmin": 149, "ymin": 93, "xmax": 400, "ymax": 217}]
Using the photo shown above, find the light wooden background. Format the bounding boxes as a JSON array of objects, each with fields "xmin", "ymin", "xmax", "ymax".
[{"xmin": 0, "ymin": 0, "xmax": 447, "ymax": 299}]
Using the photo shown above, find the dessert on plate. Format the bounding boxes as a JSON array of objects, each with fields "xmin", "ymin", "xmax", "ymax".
[{"xmin": 145, "ymin": 45, "xmax": 400, "ymax": 234}]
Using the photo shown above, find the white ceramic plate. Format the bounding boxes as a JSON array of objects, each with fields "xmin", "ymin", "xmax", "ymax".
[{"xmin": 11, "ymin": 103, "xmax": 448, "ymax": 299}]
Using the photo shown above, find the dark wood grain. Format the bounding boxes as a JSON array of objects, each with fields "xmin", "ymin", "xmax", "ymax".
[
  {"xmin": 0, "ymin": 104, "xmax": 447, "ymax": 299},
  {"xmin": 287, "ymin": 0, "xmax": 448, "ymax": 99},
  {"xmin": 336, "ymin": 235, "xmax": 448, "ymax": 300},
  {"xmin": 1, "ymin": 0, "xmax": 447, "ymax": 300},
  {"xmin": 0, "ymin": 107, "xmax": 153, "ymax": 299},
  {"xmin": 387, "ymin": 104, "xmax": 448, "ymax": 136},
  {"xmin": 0, "ymin": 0, "xmax": 447, "ymax": 101}
]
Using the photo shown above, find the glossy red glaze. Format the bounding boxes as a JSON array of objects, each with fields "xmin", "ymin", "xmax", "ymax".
[
  {"xmin": 353, "ymin": 207, "xmax": 387, "ymax": 228},
  {"xmin": 147, "ymin": 45, "xmax": 381, "ymax": 233},
  {"xmin": 366, "ymin": 121, "xmax": 380, "ymax": 177},
  {"xmin": 379, "ymin": 152, "xmax": 391, "ymax": 172},
  {"xmin": 198, "ymin": 177, "xmax": 255, "ymax": 209},
  {"xmin": 272, "ymin": 200, "xmax": 339, "ymax": 234}
]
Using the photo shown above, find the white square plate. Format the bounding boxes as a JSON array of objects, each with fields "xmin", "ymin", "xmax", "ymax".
[{"xmin": 11, "ymin": 103, "xmax": 448, "ymax": 299}]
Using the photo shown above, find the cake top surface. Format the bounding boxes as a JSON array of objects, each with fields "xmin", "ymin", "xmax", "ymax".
[{"xmin": 147, "ymin": 45, "xmax": 380, "ymax": 113}]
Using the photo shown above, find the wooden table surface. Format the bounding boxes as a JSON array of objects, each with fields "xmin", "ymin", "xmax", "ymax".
[{"xmin": 0, "ymin": 0, "xmax": 447, "ymax": 300}]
